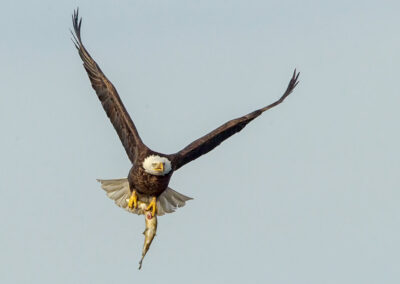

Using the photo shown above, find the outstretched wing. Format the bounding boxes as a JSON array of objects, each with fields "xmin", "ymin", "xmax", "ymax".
[
  {"xmin": 71, "ymin": 9, "xmax": 144, "ymax": 163},
  {"xmin": 170, "ymin": 70, "xmax": 299, "ymax": 171}
]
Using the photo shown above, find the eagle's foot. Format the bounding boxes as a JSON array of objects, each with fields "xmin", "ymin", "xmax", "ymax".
[
  {"xmin": 146, "ymin": 197, "xmax": 157, "ymax": 217},
  {"xmin": 128, "ymin": 191, "xmax": 138, "ymax": 209}
]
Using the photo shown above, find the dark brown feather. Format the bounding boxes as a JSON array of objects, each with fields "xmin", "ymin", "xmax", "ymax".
[
  {"xmin": 170, "ymin": 70, "xmax": 300, "ymax": 170},
  {"xmin": 128, "ymin": 151, "xmax": 172, "ymax": 196},
  {"xmin": 71, "ymin": 9, "xmax": 145, "ymax": 163}
]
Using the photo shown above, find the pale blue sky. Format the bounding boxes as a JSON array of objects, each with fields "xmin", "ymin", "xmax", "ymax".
[{"xmin": 1, "ymin": 1, "xmax": 399, "ymax": 283}]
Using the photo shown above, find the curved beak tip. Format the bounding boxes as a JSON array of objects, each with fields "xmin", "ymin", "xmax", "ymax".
[{"xmin": 155, "ymin": 163, "xmax": 164, "ymax": 172}]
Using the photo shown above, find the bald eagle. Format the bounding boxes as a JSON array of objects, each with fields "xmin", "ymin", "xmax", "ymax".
[{"xmin": 71, "ymin": 9, "xmax": 299, "ymax": 217}]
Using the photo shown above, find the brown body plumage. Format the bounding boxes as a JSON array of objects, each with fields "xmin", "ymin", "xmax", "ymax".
[
  {"xmin": 128, "ymin": 150, "xmax": 173, "ymax": 197},
  {"xmin": 71, "ymin": 9, "xmax": 299, "ymax": 203}
]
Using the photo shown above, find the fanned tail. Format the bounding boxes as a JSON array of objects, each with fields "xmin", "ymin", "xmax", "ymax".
[{"xmin": 97, "ymin": 178, "xmax": 192, "ymax": 216}]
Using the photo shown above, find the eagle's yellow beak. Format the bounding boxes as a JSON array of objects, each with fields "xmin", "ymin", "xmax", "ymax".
[{"xmin": 154, "ymin": 162, "xmax": 164, "ymax": 172}]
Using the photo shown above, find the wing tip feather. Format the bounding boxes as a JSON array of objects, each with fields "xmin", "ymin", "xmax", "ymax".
[
  {"xmin": 286, "ymin": 68, "xmax": 300, "ymax": 95},
  {"xmin": 71, "ymin": 8, "xmax": 83, "ymax": 45}
]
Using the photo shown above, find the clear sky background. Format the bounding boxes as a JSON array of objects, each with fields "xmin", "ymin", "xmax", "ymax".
[{"xmin": 1, "ymin": 1, "xmax": 399, "ymax": 283}]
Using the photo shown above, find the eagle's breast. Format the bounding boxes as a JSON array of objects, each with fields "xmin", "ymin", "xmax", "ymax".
[{"xmin": 128, "ymin": 156, "xmax": 173, "ymax": 197}]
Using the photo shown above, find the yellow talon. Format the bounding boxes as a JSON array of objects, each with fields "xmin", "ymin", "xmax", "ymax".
[
  {"xmin": 146, "ymin": 197, "xmax": 157, "ymax": 217},
  {"xmin": 128, "ymin": 191, "xmax": 138, "ymax": 209}
]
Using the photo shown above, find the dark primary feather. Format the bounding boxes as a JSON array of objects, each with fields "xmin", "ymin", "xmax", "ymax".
[
  {"xmin": 71, "ymin": 9, "xmax": 144, "ymax": 163},
  {"xmin": 170, "ymin": 70, "xmax": 299, "ymax": 171}
]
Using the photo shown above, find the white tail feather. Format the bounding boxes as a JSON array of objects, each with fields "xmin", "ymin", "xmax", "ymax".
[{"xmin": 97, "ymin": 178, "xmax": 192, "ymax": 216}]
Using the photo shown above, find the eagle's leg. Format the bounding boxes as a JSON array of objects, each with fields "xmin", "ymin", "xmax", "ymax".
[
  {"xmin": 146, "ymin": 197, "xmax": 157, "ymax": 217},
  {"xmin": 128, "ymin": 190, "xmax": 138, "ymax": 209}
]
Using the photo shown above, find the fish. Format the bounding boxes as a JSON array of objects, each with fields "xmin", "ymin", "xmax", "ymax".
[{"xmin": 137, "ymin": 202, "xmax": 158, "ymax": 270}]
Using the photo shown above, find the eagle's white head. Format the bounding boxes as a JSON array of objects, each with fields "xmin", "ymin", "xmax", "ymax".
[{"xmin": 142, "ymin": 155, "xmax": 172, "ymax": 176}]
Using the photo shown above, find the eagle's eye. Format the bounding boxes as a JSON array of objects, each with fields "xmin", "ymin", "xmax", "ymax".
[{"xmin": 151, "ymin": 162, "xmax": 157, "ymax": 167}]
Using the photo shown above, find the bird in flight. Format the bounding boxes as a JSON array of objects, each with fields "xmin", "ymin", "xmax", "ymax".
[{"xmin": 71, "ymin": 9, "xmax": 299, "ymax": 217}]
